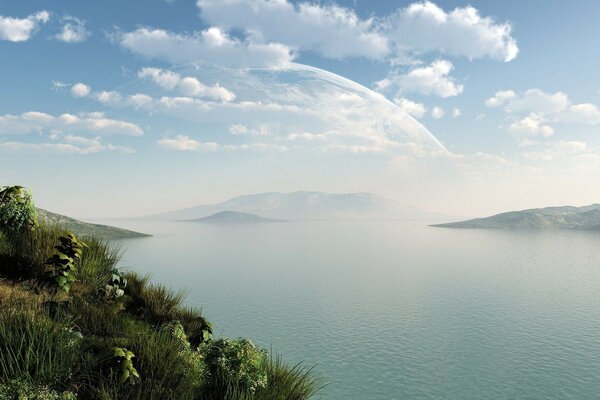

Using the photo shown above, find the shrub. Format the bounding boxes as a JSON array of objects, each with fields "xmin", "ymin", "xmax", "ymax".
[
  {"xmin": 0, "ymin": 186, "xmax": 37, "ymax": 239},
  {"xmin": 124, "ymin": 272, "xmax": 212, "ymax": 348},
  {"xmin": 255, "ymin": 354, "xmax": 324, "ymax": 400},
  {"xmin": 201, "ymin": 338, "xmax": 268, "ymax": 395},
  {"xmin": 44, "ymin": 234, "xmax": 86, "ymax": 292},
  {"xmin": 0, "ymin": 378, "xmax": 76, "ymax": 400}
]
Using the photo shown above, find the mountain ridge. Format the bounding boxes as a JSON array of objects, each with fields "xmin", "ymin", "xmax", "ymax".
[
  {"xmin": 189, "ymin": 211, "xmax": 282, "ymax": 224},
  {"xmin": 144, "ymin": 191, "xmax": 445, "ymax": 221}
]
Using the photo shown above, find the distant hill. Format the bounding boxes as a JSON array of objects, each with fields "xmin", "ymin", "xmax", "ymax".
[
  {"xmin": 145, "ymin": 191, "xmax": 445, "ymax": 221},
  {"xmin": 37, "ymin": 208, "xmax": 150, "ymax": 239},
  {"xmin": 432, "ymin": 204, "xmax": 600, "ymax": 230},
  {"xmin": 190, "ymin": 211, "xmax": 282, "ymax": 224}
]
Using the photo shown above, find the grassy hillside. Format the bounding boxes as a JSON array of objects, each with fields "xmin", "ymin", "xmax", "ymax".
[
  {"xmin": 433, "ymin": 204, "xmax": 600, "ymax": 230},
  {"xmin": 37, "ymin": 208, "xmax": 150, "ymax": 239},
  {"xmin": 0, "ymin": 186, "xmax": 322, "ymax": 400}
]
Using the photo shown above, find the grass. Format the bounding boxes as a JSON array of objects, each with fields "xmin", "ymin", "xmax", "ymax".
[{"xmin": 0, "ymin": 216, "xmax": 323, "ymax": 400}]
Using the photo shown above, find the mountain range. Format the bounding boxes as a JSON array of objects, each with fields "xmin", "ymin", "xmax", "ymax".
[
  {"xmin": 433, "ymin": 204, "xmax": 600, "ymax": 230},
  {"xmin": 146, "ymin": 191, "xmax": 445, "ymax": 221}
]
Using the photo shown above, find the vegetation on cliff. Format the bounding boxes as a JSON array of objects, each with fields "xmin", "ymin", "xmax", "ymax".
[{"xmin": 0, "ymin": 186, "xmax": 322, "ymax": 400}]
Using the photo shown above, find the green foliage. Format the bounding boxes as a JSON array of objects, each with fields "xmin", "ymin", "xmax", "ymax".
[
  {"xmin": 104, "ymin": 269, "xmax": 127, "ymax": 299},
  {"xmin": 45, "ymin": 234, "xmax": 86, "ymax": 292},
  {"xmin": 0, "ymin": 310, "xmax": 81, "ymax": 386},
  {"xmin": 201, "ymin": 338, "xmax": 268, "ymax": 395},
  {"xmin": 159, "ymin": 321, "xmax": 191, "ymax": 351},
  {"xmin": 0, "ymin": 186, "xmax": 37, "ymax": 238},
  {"xmin": 0, "ymin": 378, "xmax": 76, "ymax": 400},
  {"xmin": 112, "ymin": 347, "xmax": 140, "ymax": 385},
  {"xmin": 0, "ymin": 187, "xmax": 321, "ymax": 400},
  {"xmin": 124, "ymin": 272, "xmax": 212, "ymax": 348},
  {"xmin": 256, "ymin": 354, "xmax": 324, "ymax": 400}
]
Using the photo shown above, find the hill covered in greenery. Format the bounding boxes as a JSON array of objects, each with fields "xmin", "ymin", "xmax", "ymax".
[
  {"xmin": 433, "ymin": 204, "xmax": 600, "ymax": 230},
  {"xmin": 36, "ymin": 208, "xmax": 150, "ymax": 239},
  {"xmin": 0, "ymin": 186, "xmax": 322, "ymax": 400}
]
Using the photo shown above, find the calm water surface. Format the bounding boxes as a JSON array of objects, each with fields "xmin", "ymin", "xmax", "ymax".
[{"xmin": 98, "ymin": 219, "xmax": 600, "ymax": 399}]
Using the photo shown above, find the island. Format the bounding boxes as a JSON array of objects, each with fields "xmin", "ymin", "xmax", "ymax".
[
  {"xmin": 432, "ymin": 204, "xmax": 600, "ymax": 230},
  {"xmin": 188, "ymin": 210, "xmax": 283, "ymax": 224}
]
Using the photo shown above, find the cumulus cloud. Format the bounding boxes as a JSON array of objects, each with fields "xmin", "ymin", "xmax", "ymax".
[
  {"xmin": 138, "ymin": 67, "xmax": 235, "ymax": 101},
  {"xmin": 431, "ymin": 106, "xmax": 445, "ymax": 119},
  {"xmin": 0, "ymin": 111, "xmax": 143, "ymax": 137},
  {"xmin": 197, "ymin": 0, "xmax": 518, "ymax": 63},
  {"xmin": 487, "ymin": 88, "xmax": 600, "ymax": 143},
  {"xmin": 0, "ymin": 136, "xmax": 134, "ymax": 155},
  {"xmin": 452, "ymin": 108, "xmax": 461, "ymax": 118},
  {"xmin": 0, "ymin": 10, "xmax": 49, "ymax": 42},
  {"xmin": 378, "ymin": 60, "xmax": 463, "ymax": 98},
  {"xmin": 197, "ymin": 0, "xmax": 388, "ymax": 60},
  {"xmin": 55, "ymin": 15, "xmax": 89, "ymax": 43},
  {"xmin": 393, "ymin": 97, "xmax": 426, "ymax": 119},
  {"xmin": 486, "ymin": 89, "xmax": 569, "ymax": 115},
  {"xmin": 70, "ymin": 83, "xmax": 91, "ymax": 98},
  {"xmin": 508, "ymin": 113, "xmax": 554, "ymax": 145},
  {"xmin": 158, "ymin": 135, "xmax": 218, "ymax": 151},
  {"xmin": 385, "ymin": 1, "xmax": 518, "ymax": 62},
  {"xmin": 118, "ymin": 27, "xmax": 293, "ymax": 68}
]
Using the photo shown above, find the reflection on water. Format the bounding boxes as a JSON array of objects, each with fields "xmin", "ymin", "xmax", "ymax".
[{"xmin": 97, "ymin": 219, "xmax": 600, "ymax": 399}]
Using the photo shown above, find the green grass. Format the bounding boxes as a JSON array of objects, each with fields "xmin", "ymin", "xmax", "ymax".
[
  {"xmin": 0, "ymin": 215, "xmax": 323, "ymax": 400},
  {"xmin": 0, "ymin": 309, "xmax": 80, "ymax": 387}
]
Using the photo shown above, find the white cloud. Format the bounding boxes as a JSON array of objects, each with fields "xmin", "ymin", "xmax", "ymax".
[
  {"xmin": 197, "ymin": 0, "xmax": 518, "ymax": 63},
  {"xmin": 0, "ymin": 135, "xmax": 134, "ymax": 155},
  {"xmin": 118, "ymin": 27, "xmax": 293, "ymax": 68},
  {"xmin": 484, "ymin": 90, "xmax": 516, "ymax": 108},
  {"xmin": 0, "ymin": 111, "xmax": 143, "ymax": 137},
  {"xmin": 138, "ymin": 67, "xmax": 235, "ymax": 101},
  {"xmin": 380, "ymin": 60, "xmax": 463, "ymax": 98},
  {"xmin": 55, "ymin": 16, "xmax": 89, "ymax": 43},
  {"xmin": 452, "ymin": 108, "xmax": 461, "ymax": 118},
  {"xmin": 393, "ymin": 97, "xmax": 426, "ymax": 119},
  {"xmin": 558, "ymin": 103, "xmax": 600, "ymax": 124},
  {"xmin": 70, "ymin": 83, "xmax": 91, "ymax": 98},
  {"xmin": 508, "ymin": 113, "xmax": 554, "ymax": 145},
  {"xmin": 486, "ymin": 89, "xmax": 568, "ymax": 115},
  {"xmin": 0, "ymin": 10, "xmax": 49, "ymax": 42},
  {"xmin": 158, "ymin": 135, "xmax": 218, "ymax": 151},
  {"xmin": 197, "ymin": 0, "xmax": 389, "ymax": 60},
  {"xmin": 385, "ymin": 1, "xmax": 518, "ymax": 62},
  {"xmin": 228, "ymin": 124, "xmax": 248, "ymax": 135},
  {"xmin": 431, "ymin": 106, "xmax": 445, "ymax": 119}
]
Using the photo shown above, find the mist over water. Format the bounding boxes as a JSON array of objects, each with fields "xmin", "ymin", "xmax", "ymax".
[{"xmin": 103, "ymin": 219, "xmax": 600, "ymax": 399}]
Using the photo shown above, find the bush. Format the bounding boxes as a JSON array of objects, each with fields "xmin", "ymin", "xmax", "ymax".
[
  {"xmin": 201, "ymin": 338, "xmax": 268, "ymax": 396},
  {"xmin": 44, "ymin": 234, "xmax": 86, "ymax": 292},
  {"xmin": 0, "ymin": 378, "xmax": 76, "ymax": 400},
  {"xmin": 124, "ymin": 272, "xmax": 212, "ymax": 348},
  {"xmin": 0, "ymin": 186, "xmax": 37, "ymax": 238}
]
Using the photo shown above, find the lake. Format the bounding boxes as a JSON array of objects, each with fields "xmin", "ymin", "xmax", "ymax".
[{"xmin": 99, "ymin": 219, "xmax": 600, "ymax": 399}]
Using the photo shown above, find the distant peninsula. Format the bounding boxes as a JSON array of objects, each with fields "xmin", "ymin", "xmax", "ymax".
[
  {"xmin": 37, "ymin": 208, "xmax": 150, "ymax": 239},
  {"xmin": 432, "ymin": 204, "xmax": 600, "ymax": 230},
  {"xmin": 189, "ymin": 210, "xmax": 282, "ymax": 224}
]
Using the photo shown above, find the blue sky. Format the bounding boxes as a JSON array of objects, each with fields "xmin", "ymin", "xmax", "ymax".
[{"xmin": 1, "ymin": 0, "xmax": 600, "ymax": 217}]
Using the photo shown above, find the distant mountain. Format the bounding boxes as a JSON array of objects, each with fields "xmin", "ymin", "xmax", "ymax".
[
  {"xmin": 145, "ymin": 191, "xmax": 445, "ymax": 221},
  {"xmin": 432, "ymin": 204, "xmax": 600, "ymax": 230},
  {"xmin": 190, "ymin": 211, "xmax": 282, "ymax": 224},
  {"xmin": 37, "ymin": 209, "xmax": 150, "ymax": 239}
]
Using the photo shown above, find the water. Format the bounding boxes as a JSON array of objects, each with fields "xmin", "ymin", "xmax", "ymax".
[{"xmin": 100, "ymin": 219, "xmax": 600, "ymax": 399}]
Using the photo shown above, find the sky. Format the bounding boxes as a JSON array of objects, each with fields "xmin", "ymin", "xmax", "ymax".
[{"xmin": 1, "ymin": 0, "xmax": 600, "ymax": 218}]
